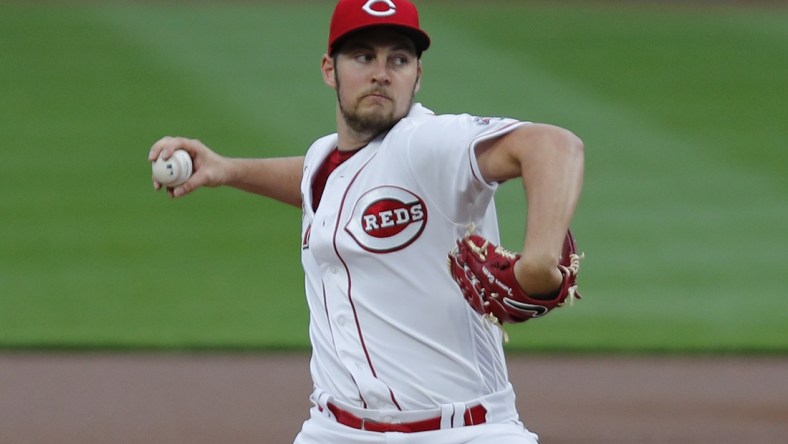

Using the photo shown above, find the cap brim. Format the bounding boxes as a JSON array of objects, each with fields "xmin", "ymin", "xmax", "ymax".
[{"xmin": 330, "ymin": 24, "xmax": 431, "ymax": 55}]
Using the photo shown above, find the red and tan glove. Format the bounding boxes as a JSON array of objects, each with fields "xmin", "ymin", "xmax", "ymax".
[{"xmin": 448, "ymin": 230, "xmax": 582, "ymax": 325}]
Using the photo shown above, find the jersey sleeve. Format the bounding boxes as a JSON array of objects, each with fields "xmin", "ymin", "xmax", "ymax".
[{"xmin": 404, "ymin": 114, "xmax": 526, "ymax": 225}]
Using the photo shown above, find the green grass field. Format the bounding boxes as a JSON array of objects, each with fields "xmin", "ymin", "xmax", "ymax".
[{"xmin": 1, "ymin": 2, "xmax": 786, "ymax": 352}]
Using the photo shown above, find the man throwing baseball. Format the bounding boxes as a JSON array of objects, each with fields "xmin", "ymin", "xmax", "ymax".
[{"xmin": 149, "ymin": 1, "xmax": 584, "ymax": 442}]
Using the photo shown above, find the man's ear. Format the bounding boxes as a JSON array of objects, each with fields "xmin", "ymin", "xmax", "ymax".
[
  {"xmin": 322, "ymin": 54, "xmax": 337, "ymax": 89},
  {"xmin": 414, "ymin": 59, "xmax": 422, "ymax": 93}
]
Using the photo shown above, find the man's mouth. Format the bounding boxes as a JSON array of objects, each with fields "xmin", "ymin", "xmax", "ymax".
[{"xmin": 364, "ymin": 90, "xmax": 391, "ymax": 101}]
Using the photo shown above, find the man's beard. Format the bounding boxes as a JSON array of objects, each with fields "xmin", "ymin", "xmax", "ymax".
[
  {"xmin": 336, "ymin": 78, "xmax": 417, "ymax": 137},
  {"xmin": 340, "ymin": 97, "xmax": 400, "ymax": 135}
]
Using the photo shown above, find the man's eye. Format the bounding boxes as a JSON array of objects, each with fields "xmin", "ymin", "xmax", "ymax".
[
  {"xmin": 355, "ymin": 54, "xmax": 373, "ymax": 63},
  {"xmin": 392, "ymin": 56, "xmax": 411, "ymax": 66}
]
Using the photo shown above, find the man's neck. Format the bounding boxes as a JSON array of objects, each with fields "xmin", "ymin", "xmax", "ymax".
[
  {"xmin": 335, "ymin": 115, "xmax": 380, "ymax": 151},
  {"xmin": 337, "ymin": 130, "xmax": 375, "ymax": 152}
]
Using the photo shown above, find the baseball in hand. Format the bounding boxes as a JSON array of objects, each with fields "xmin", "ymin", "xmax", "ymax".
[{"xmin": 152, "ymin": 150, "xmax": 193, "ymax": 187}]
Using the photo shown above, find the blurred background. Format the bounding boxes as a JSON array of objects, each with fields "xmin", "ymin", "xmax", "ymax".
[{"xmin": 1, "ymin": 0, "xmax": 786, "ymax": 353}]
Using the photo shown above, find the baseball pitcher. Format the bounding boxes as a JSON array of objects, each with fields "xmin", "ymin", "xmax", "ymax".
[{"xmin": 148, "ymin": 1, "xmax": 585, "ymax": 442}]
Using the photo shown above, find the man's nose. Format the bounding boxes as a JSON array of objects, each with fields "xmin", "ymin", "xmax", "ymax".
[{"xmin": 371, "ymin": 59, "xmax": 391, "ymax": 84}]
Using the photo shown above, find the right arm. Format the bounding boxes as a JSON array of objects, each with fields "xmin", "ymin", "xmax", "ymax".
[{"xmin": 148, "ymin": 136, "xmax": 304, "ymax": 208}]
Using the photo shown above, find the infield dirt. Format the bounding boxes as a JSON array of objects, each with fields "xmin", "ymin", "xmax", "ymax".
[{"xmin": 1, "ymin": 353, "xmax": 786, "ymax": 443}]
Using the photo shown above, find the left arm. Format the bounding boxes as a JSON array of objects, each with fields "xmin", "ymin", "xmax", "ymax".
[{"xmin": 475, "ymin": 123, "xmax": 584, "ymax": 296}]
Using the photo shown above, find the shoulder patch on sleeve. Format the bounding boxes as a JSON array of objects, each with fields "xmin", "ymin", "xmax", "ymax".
[{"xmin": 472, "ymin": 116, "xmax": 506, "ymax": 126}]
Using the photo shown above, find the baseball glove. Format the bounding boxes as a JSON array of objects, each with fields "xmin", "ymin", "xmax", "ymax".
[{"xmin": 448, "ymin": 230, "xmax": 582, "ymax": 326}]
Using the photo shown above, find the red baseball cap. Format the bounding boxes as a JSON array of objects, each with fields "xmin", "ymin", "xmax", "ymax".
[{"xmin": 328, "ymin": 0, "xmax": 431, "ymax": 55}]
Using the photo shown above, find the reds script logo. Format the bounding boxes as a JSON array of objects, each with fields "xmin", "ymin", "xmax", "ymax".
[
  {"xmin": 363, "ymin": 0, "xmax": 397, "ymax": 17},
  {"xmin": 345, "ymin": 186, "xmax": 427, "ymax": 253}
]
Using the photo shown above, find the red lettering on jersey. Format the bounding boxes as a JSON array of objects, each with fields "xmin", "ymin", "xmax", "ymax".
[
  {"xmin": 363, "ymin": 200, "xmax": 425, "ymax": 238},
  {"xmin": 302, "ymin": 223, "xmax": 312, "ymax": 250},
  {"xmin": 346, "ymin": 187, "xmax": 428, "ymax": 253}
]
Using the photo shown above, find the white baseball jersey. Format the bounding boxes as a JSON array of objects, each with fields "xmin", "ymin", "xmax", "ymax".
[{"xmin": 299, "ymin": 103, "xmax": 528, "ymax": 426}]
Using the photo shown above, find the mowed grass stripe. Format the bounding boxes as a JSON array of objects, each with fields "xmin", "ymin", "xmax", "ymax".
[
  {"xmin": 420, "ymin": 4, "xmax": 787, "ymax": 350},
  {"xmin": 1, "ymin": 3, "xmax": 785, "ymax": 351},
  {"xmin": 94, "ymin": 3, "xmax": 337, "ymax": 152},
  {"xmin": 1, "ymin": 6, "xmax": 308, "ymax": 348}
]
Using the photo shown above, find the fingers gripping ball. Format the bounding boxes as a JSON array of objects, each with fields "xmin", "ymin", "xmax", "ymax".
[
  {"xmin": 152, "ymin": 150, "xmax": 193, "ymax": 187},
  {"xmin": 448, "ymin": 230, "xmax": 583, "ymax": 325}
]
